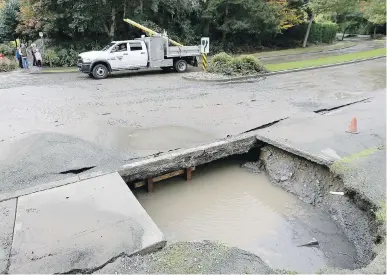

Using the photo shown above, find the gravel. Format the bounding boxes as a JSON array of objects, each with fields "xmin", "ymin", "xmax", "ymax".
[{"xmin": 96, "ymin": 241, "xmax": 273, "ymax": 274}]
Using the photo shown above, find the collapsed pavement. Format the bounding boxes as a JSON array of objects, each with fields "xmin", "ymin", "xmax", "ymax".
[{"xmin": 0, "ymin": 56, "xmax": 385, "ymax": 273}]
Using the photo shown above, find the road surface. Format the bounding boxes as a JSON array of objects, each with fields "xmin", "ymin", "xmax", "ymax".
[{"xmin": 0, "ymin": 57, "xmax": 385, "ymax": 195}]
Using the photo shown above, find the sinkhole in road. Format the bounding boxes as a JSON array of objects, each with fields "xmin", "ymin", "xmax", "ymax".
[{"xmin": 132, "ymin": 150, "xmax": 362, "ymax": 273}]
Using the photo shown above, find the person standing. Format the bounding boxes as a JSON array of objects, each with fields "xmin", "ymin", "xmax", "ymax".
[
  {"xmin": 30, "ymin": 43, "xmax": 37, "ymax": 66},
  {"xmin": 15, "ymin": 47, "xmax": 23, "ymax": 68},
  {"xmin": 35, "ymin": 48, "xmax": 42, "ymax": 68},
  {"xmin": 20, "ymin": 44, "xmax": 28, "ymax": 69}
]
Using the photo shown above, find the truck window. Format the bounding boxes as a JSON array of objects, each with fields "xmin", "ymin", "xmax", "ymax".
[
  {"xmin": 112, "ymin": 43, "xmax": 128, "ymax": 52},
  {"xmin": 129, "ymin": 42, "xmax": 143, "ymax": 51}
]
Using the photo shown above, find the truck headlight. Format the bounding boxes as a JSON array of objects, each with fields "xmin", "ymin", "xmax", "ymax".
[{"xmin": 83, "ymin": 58, "xmax": 92, "ymax": 63}]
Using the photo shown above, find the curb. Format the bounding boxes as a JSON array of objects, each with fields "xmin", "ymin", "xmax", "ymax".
[
  {"xmin": 182, "ymin": 55, "xmax": 386, "ymax": 83},
  {"xmin": 29, "ymin": 69, "xmax": 78, "ymax": 75}
]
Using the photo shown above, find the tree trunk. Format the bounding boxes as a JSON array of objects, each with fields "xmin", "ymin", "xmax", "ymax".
[
  {"xmin": 109, "ymin": 7, "xmax": 116, "ymax": 39},
  {"xmin": 341, "ymin": 29, "xmax": 346, "ymax": 41},
  {"xmin": 139, "ymin": 0, "xmax": 143, "ymax": 14},
  {"xmin": 373, "ymin": 25, "xmax": 377, "ymax": 38},
  {"xmin": 104, "ymin": 7, "xmax": 116, "ymax": 40},
  {"xmin": 302, "ymin": 13, "xmax": 314, "ymax": 48},
  {"xmin": 221, "ymin": 2, "xmax": 229, "ymax": 46}
]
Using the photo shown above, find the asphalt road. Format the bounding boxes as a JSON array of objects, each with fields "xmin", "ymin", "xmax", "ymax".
[{"xmin": 0, "ymin": 57, "xmax": 385, "ymax": 194}]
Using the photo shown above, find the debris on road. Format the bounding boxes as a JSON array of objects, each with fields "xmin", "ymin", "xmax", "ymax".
[
  {"xmin": 297, "ymin": 238, "xmax": 319, "ymax": 247},
  {"xmin": 330, "ymin": 191, "xmax": 345, "ymax": 195}
]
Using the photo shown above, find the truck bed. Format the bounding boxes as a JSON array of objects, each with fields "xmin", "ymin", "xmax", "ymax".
[{"xmin": 167, "ymin": 46, "xmax": 201, "ymax": 58}]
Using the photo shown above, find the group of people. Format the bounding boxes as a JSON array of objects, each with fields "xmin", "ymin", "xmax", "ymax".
[{"xmin": 15, "ymin": 43, "xmax": 43, "ymax": 69}]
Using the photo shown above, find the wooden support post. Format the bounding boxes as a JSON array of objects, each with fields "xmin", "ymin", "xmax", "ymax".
[
  {"xmin": 185, "ymin": 167, "xmax": 193, "ymax": 181},
  {"xmin": 147, "ymin": 177, "xmax": 154, "ymax": 193}
]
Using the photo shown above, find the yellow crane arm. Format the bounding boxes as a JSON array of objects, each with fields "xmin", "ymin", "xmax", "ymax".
[{"xmin": 123, "ymin": 18, "xmax": 184, "ymax": 47}]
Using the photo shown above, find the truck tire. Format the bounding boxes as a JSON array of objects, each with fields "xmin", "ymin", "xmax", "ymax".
[
  {"xmin": 174, "ymin": 59, "xmax": 188, "ymax": 73},
  {"xmin": 92, "ymin": 64, "xmax": 109, "ymax": 79}
]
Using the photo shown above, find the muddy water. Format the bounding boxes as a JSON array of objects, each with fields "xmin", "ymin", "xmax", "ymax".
[{"xmin": 135, "ymin": 160, "xmax": 357, "ymax": 273}]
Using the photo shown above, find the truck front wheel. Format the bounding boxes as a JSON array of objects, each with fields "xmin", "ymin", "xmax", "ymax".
[
  {"xmin": 92, "ymin": 64, "xmax": 109, "ymax": 79},
  {"xmin": 174, "ymin": 59, "xmax": 188, "ymax": 73}
]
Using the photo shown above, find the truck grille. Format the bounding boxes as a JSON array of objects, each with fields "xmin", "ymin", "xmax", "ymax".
[{"xmin": 78, "ymin": 57, "xmax": 82, "ymax": 64}]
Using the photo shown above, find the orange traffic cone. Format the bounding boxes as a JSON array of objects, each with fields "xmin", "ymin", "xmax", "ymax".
[{"xmin": 346, "ymin": 117, "xmax": 359, "ymax": 134}]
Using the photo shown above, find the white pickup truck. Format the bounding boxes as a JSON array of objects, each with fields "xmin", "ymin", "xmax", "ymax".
[{"xmin": 77, "ymin": 35, "xmax": 201, "ymax": 79}]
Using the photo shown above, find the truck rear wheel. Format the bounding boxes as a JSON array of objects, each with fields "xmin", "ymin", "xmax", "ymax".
[
  {"xmin": 92, "ymin": 64, "xmax": 109, "ymax": 79},
  {"xmin": 174, "ymin": 59, "xmax": 188, "ymax": 73}
]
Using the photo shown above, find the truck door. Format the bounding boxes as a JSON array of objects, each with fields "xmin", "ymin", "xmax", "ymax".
[
  {"xmin": 109, "ymin": 42, "xmax": 130, "ymax": 70},
  {"xmin": 128, "ymin": 41, "xmax": 148, "ymax": 67}
]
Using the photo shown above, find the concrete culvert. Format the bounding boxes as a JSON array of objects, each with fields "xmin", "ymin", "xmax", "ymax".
[{"xmin": 117, "ymin": 142, "xmax": 384, "ymax": 274}]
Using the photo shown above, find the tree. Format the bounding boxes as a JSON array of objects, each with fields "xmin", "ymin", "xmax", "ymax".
[
  {"xmin": 362, "ymin": 0, "xmax": 386, "ymax": 37},
  {"xmin": 0, "ymin": 0, "xmax": 20, "ymax": 42},
  {"xmin": 202, "ymin": 0, "xmax": 280, "ymax": 48},
  {"xmin": 302, "ymin": 0, "xmax": 361, "ymax": 47},
  {"xmin": 269, "ymin": 0, "xmax": 304, "ymax": 30}
]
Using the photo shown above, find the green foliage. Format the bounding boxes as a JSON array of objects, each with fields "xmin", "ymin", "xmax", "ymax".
[
  {"xmin": 281, "ymin": 22, "xmax": 338, "ymax": 44},
  {"xmin": 309, "ymin": 22, "xmax": 338, "ymax": 43},
  {"xmin": 363, "ymin": 0, "xmax": 386, "ymax": 25},
  {"xmin": 44, "ymin": 48, "xmax": 59, "ymax": 67},
  {"xmin": 0, "ymin": 56, "xmax": 18, "ymax": 72},
  {"xmin": 376, "ymin": 202, "xmax": 386, "ymax": 223},
  {"xmin": 55, "ymin": 47, "xmax": 79, "ymax": 67},
  {"xmin": 0, "ymin": 42, "xmax": 14, "ymax": 56},
  {"xmin": 208, "ymin": 52, "xmax": 268, "ymax": 76},
  {"xmin": 0, "ymin": 0, "xmax": 20, "ymax": 42}
]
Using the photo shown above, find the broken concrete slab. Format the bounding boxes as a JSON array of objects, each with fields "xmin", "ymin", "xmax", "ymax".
[
  {"xmin": 0, "ymin": 199, "xmax": 16, "ymax": 274},
  {"xmin": 8, "ymin": 172, "xmax": 165, "ymax": 274},
  {"xmin": 119, "ymin": 133, "xmax": 259, "ymax": 182},
  {"xmin": 256, "ymin": 91, "xmax": 386, "ymax": 206},
  {"xmin": 0, "ymin": 175, "xmax": 80, "ymax": 203}
]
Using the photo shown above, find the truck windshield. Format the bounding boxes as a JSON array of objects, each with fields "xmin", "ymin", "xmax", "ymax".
[{"xmin": 101, "ymin": 43, "xmax": 115, "ymax": 51}]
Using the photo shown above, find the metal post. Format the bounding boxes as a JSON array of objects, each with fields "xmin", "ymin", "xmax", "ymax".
[{"xmin": 202, "ymin": 53, "xmax": 207, "ymax": 71}]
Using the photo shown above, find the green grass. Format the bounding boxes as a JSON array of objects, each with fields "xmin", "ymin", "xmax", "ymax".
[
  {"xmin": 330, "ymin": 145, "xmax": 385, "ymax": 174},
  {"xmin": 42, "ymin": 67, "xmax": 78, "ymax": 73},
  {"xmin": 266, "ymin": 48, "xmax": 386, "ymax": 72},
  {"xmin": 376, "ymin": 201, "xmax": 386, "ymax": 223},
  {"xmin": 254, "ymin": 41, "xmax": 356, "ymax": 58}
]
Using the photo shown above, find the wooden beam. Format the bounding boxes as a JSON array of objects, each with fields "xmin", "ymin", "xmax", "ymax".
[
  {"xmin": 185, "ymin": 167, "xmax": 193, "ymax": 181},
  {"xmin": 147, "ymin": 177, "xmax": 154, "ymax": 193},
  {"xmin": 133, "ymin": 167, "xmax": 196, "ymax": 189},
  {"xmin": 153, "ymin": 169, "xmax": 184, "ymax": 182}
]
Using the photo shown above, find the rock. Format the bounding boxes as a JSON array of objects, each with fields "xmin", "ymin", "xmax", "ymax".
[
  {"xmin": 241, "ymin": 162, "xmax": 261, "ymax": 173},
  {"xmin": 280, "ymin": 175, "xmax": 289, "ymax": 182}
]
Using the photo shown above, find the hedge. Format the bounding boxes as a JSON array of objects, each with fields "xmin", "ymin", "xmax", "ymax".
[{"xmin": 280, "ymin": 22, "xmax": 338, "ymax": 45}]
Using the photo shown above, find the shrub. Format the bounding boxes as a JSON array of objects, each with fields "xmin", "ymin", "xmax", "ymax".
[
  {"xmin": 0, "ymin": 43, "xmax": 15, "ymax": 57},
  {"xmin": 44, "ymin": 49, "xmax": 59, "ymax": 67},
  {"xmin": 208, "ymin": 52, "xmax": 268, "ymax": 76},
  {"xmin": 0, "ymin": 57, "xmax": 18, "ymax": 72},
  {"xmin": 56, "ymin": 47, "xmax": 79, "ymax": 67}
]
